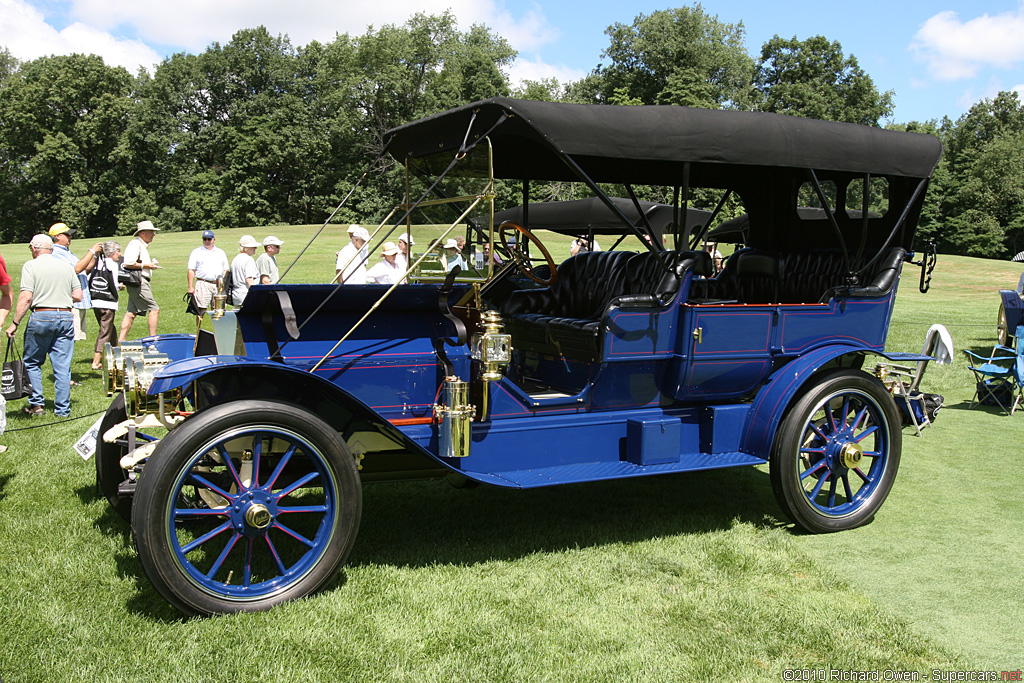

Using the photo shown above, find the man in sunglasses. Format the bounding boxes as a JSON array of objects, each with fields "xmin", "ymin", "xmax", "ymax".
[{"xmin": 186, "ymin": 230, "xmax": 229, "ymax": 322}]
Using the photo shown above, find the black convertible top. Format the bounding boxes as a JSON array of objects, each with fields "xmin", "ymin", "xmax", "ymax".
[
  {"xmin": 385, "ymin": 97, "xmax": 943, "ymax": 185},
  {"xmin": 492, "ymin": 197, "xmax": 711, "ymax": 239}
]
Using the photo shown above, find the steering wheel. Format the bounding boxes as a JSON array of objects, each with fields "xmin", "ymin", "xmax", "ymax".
[{"xmin": 498, "ymin": 221, "xmax": 558, "ymax": 286}]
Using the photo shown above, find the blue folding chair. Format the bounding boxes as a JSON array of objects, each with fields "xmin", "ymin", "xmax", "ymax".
[{"xmin": 964, "ymin": 325, "xmax": 1024, "ymax": 415}]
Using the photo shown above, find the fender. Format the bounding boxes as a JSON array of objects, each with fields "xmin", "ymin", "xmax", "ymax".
[
  {"xmin": 740, "ymin": 344, "xmax": 932, "ymax": 459},
  {"xmin": 1000, "ymin": 289, "xmax": 1024, "ymax": 336},
  {"xmin": 147, "ymin": 355, "xmax": 444, "ymax": 472},
  {"xmin": 124, "ymin": 333, "xmax": 196, "ymax": 361}
]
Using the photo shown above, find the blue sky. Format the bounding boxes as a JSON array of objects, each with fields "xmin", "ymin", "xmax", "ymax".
[{"xmin": 2, "ymin": 0, "xmax": 1023, "ymax": 123}]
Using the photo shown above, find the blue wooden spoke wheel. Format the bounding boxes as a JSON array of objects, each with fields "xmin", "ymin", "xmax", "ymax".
[
  {"xmin": 770, "ymin": 369, "xmax": 902, "ymax": 533},
  {"xmin": 131, "ymin": 400, "xmax": 361, "ymax": 616}
]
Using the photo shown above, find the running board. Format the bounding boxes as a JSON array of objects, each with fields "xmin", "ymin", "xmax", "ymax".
[{"xmin": 463, "ymin": 451, "xmax": 765, "ymax": 489}]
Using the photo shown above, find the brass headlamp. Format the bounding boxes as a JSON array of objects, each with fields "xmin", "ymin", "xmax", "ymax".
[{"xmin": 471, "ymin": 310, "xmax": 510, "ymax": 381}]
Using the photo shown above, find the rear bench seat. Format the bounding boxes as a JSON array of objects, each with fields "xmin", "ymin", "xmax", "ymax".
[
  {"xmin": 501, "ymin": 249, "xmax": 711, "ymax": 360},
  {"xmin": 688, "ymin": 246, "xmax": 907, "ymax": 305}
]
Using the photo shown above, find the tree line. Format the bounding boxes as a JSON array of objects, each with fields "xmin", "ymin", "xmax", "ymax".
[{"xmin": 0, "ymin": 5, "xmax": 1021, "ymax": 257}]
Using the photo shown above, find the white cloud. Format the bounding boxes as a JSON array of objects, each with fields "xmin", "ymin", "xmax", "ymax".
[
  {"xmin": 2, "ymin": 0, "xmax": 563, "ymax": 75},
  {"xmin": 486, "ymin": 3, "xmax": 559, "ymax": 53},
  {"xmin": 64, "ymin": 0, "xmax": 560, "ymax": 54},
  {"xmin": 911, "ymin": 7, "xmax": 1024, "ymax": 81},
  {"xmin": 0, "ymin": 0, "xmax": 161, "ymax": 71},
  {"xmin": 506, "ymin": 56, "xmax": 585, "ymax": 88},
  {"xmin": 951, "ymin": 75, "xmax": 1024, "ymax": 112}
]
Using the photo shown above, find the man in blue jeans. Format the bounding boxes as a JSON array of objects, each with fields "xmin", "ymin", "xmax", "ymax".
[{"xmin": 4, "ymin": 234, "xmax": 82, "ymax": 417}]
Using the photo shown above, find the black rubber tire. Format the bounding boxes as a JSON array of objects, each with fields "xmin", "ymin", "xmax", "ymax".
[
  {"xmin": 95, "ymin": 394, "xmax": 134, "ymax": 521},
  {"xmin": 131, "ymin": 399, "xmax": 362, "ymax": 616},
  {"xmin": 769, "ymin": 368, "xmax": 902, "ymax": 534}
]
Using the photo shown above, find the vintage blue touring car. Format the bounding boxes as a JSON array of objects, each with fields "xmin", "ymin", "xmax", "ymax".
[{"xmin": 97, "ymin": 98, "xmax": 943, "ymax": 616}]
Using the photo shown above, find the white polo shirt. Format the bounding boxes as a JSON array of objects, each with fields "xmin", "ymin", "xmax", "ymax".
[{"xmin": 188, "ymin": 245, "xmax": 229, "ymax": 282}]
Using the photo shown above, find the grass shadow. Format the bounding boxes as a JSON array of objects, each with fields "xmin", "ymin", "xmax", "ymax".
[
  {"xmin": 349, "ymin": 465, "xmax": 786, "ymax": 569},
  {"xmin": 0, "ymin": 472, "xmax": 12, "ymax": 502},
  {"xmin": 82, "ymin": 463, "xmax": 793, "ymax": 618}
]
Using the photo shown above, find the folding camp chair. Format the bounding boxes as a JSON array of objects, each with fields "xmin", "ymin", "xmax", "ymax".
[
  {"xmin": 878, "ymin": 324, "xmax": 954, "ymax": 435},
  {"xmin": 964, "ymin": 325, "xmax": 1024, "ymax": 415}
]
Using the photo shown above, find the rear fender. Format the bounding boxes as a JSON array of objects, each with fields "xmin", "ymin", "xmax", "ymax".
[
  {"xmin": 740, "ymin": 345, "xmax": 926, "ymax": 459},
  {"xmin": 1000, "ymin": 289, "xmax": 1024, "ymax": 333},
  {"xmin": 148, "ymin": 356, "xmax": 444, "ymax": 476}
]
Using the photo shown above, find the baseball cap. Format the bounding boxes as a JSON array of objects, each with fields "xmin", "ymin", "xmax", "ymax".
[
  {"xmin": 239, "ymin": 235, "xmax": 259, "ymax": 248},
  {"xmin": 347, "ymin": 225, "xmax": 370, "ymax": 242},
  {"xmin": 30, "ymin": 234, "xmax": 54, "ymax": 249},
  {"xmin": 263, "ymin": 235, "xmax": 284, "ymax": 246},
  {"xmin": 48, "ymin": 222, "xmax": 76, "ymax": 237},
  {"xmin": 202, "ymin": 230, "xmax": 215, "ymax": 239}
]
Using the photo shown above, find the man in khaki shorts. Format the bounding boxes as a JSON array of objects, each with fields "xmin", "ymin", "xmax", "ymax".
[
  {"xmin": 119, "ymin": 220, "xmax": 162, "ymax": 341},
  {"xmin": 186, "ymin": 230, "xmax": 229, "ymax": 322}
]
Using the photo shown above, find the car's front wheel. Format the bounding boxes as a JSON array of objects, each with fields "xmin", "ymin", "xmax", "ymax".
[
  {"xmin": 131, "ymin": 399, "xmax": 361, "ymax": 616},
  {"xmin": 770, "ymin": 369, "xmax": 901, "ymax": 534}
]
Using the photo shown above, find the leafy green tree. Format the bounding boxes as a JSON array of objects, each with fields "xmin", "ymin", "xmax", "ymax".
[
  {"xmin": 125, "ymin": 27, "xmax": 337, "ymax": 231},
  {"xmin": 0, "ymin": 54, "xmax": 133, "ymax": 240},
  {"xmin": 0, "ymin": 46, "xmax": 17, "ymax": 86},
  {"xmin": 934, "ymin": 92, "xmax": 1024, "ymax": 257},
  {"xmin": 315, "ymin": 12, "xmax": 515, "ymax": 222},
  {"xmin": 755, "ymin": 36, "xmax": 893, "ymax": 125},
  {"xmin": 592, "ymin": 5, "xmax": 755, "ymax": 109}
]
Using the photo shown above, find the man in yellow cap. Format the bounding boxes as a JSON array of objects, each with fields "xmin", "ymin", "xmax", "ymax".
[{"xmin": 48, "ymin": 222, "xmax": 103, "ymax": 346}]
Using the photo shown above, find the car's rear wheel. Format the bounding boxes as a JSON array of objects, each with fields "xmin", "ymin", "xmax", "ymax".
[
  {"xmin": 998, "ymin": 302, "xmax": 1009, "ymax": 347},
  {"xmin": 770, "ymin": 369, "xmax": 901, "ymax": 533},
  {"xmin": 131, "ymin": 399, "xmax": 361, "ymax": 616}
]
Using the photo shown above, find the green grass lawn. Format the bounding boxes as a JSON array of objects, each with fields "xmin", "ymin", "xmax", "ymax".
[{"xmin": 0, "ymin": 229, "xmax": 1020, "ymax": 681}]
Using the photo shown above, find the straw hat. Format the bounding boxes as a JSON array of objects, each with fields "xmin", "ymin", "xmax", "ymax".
[{"xmin": 134, "ymin": 220, "xmax": 159, "ymax": 235}]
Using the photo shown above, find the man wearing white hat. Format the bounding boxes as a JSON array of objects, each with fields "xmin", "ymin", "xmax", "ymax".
[
  {"xmin": 365, "ymin": 242, "xmax": 404, "ymax": 285},
  {"xmin": 397, "ymin": 232, "xmax": 414, "ymax": 276},
  {"xmin": 441, "ymin": 238, "xmax": 468, "ymax": 273},
  {"xmin": 257, "ymin": 236, "xmax": 283, "ymax": 285},
  {"xmin": 335, "ymin": 224, "xmax": 369, "ymax": 285},
  {"xmin": 119, "ymin": 220, "xmax": 162, "ymax": 341},
  {"xmin": 230, "ymin": 235, "xmax": 260, "ymax": 304}
]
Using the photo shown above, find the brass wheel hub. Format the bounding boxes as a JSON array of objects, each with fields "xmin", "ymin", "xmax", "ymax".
[
  {"xmin": 244, "ymin": 504, "xmax": 273, "ymax": 530},
  {"xmin": 839, "ymin": 442, "xmax": 863, "ymax": 469}
]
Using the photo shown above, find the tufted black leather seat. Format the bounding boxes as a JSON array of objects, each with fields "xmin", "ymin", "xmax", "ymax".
[
  {"xmin": 501, "ymin": 249, "xmax": 710, "ymax": 360},
  {"xmin": 689, "ymin": 246, "xmax": 907, "ymax": 305}
]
